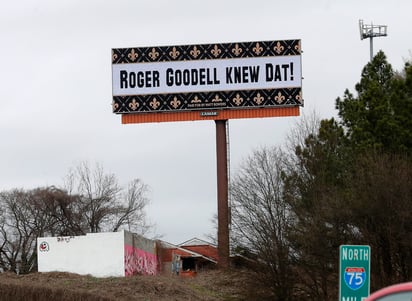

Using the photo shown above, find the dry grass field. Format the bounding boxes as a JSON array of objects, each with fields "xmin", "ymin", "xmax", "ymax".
[{"xmin": 0, "ymin": 270, "xmax": 252, "ymax": 301}]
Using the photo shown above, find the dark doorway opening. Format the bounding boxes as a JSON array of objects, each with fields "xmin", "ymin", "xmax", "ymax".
[{"xmin": 182, "ymin": 257, "xmax": 196, "ymax": 271}]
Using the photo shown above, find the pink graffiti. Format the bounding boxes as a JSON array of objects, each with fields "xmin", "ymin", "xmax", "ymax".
[{"xmin": 124, "ymin": 244, "xmax": 158, "ymax": 276}]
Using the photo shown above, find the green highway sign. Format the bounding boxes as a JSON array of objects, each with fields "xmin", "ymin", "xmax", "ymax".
[{"xmin": 339, "ymin": 245, "xmax": 371, "ymax": 301}]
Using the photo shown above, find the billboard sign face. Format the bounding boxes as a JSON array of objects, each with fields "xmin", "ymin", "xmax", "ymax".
[{"xmin": 112, "ymin": 40, "xmax": 302, "ymax": 116}]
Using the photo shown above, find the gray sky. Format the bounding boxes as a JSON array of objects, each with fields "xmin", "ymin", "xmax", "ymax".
[{"xmin": 1, "ymin": 0, "xmax": 411, "ymax": 243}]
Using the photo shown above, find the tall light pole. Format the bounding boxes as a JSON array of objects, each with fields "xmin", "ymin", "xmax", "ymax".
[{"xmin": 359, "ymin": 20, "xmax": 388, "ymax": 61}]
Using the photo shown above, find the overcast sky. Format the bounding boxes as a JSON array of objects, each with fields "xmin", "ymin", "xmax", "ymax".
[{"xmin": 1, "ymin": 0, "xmax": 411, "ymax": 244}]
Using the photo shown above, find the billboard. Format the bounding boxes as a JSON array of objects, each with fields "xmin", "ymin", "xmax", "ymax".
[{"xmin": 111, "ymin": 40, "xmax": 302, "ymax": 123}]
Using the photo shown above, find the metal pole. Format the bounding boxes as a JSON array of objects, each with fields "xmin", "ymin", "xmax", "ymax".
[
  {"xmin": 215, "ymin": 119, "xmax": 229, "ymax": 268},
  {"xmin": 369, "ymin": 36, "xmax": 373, "ymax": 61}
]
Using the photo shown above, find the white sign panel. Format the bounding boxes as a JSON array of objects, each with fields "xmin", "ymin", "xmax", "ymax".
[{"xmin": 112, "ymin": 56, "xmax": 301, "ymax": 96}]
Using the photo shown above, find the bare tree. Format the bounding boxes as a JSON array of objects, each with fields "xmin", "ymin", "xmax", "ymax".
[
  {"xmin": 32, "ymin": 187, "xmax": 85, "ymax": 236},
  {"xmin": 64, "ymin": 161, "xmax": 150, "ymax": 234},
  {"xmin": 230, "ymin": 146, "xmax": 295, "ymax": 301},
  {"xmin": 0, "ymin": 190, "xmax": 43, "ymax": 273},
  {"xmin": 64, "ymin": 162, "xmax": 120, "ymax": 233},
  {"xmin": 110, "ymin": 178, "xmax": 151, "ymax": 234},
  {"xmin": 284, "ymin": 109, "xmax": 321, "ymax": 159},
  {"xmin": 0, "ymin": 187, "xmax": 83, "ymax": 274}
]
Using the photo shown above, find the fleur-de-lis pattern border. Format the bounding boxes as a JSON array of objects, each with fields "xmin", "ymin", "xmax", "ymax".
[
  {"xmin": 112, "ymin": 40, "xmax": 301, "ymax": 63},
  {"xmin": 112, "ymin": 40, "xmax": 302, "ymax": 114}
]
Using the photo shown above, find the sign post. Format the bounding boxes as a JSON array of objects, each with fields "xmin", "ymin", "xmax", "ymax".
[{"xmin": 339, "ymin": 245, "xmax": 371, "ymax": 301}]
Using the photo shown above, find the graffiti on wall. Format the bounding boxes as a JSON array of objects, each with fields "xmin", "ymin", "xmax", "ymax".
[
  {"xmin": 39, "ymin": 241, "xmax": 50, "ymax": 252},
  {"xmin": 57, "ymin": 236, "xmax": 74, "ymax": 243},
  {"xmin": 124, "ymin": 244, "xmax": 157, "ymax": 276}
]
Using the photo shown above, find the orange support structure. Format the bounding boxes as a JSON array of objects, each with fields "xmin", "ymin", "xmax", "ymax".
[{"xmin": 121, "ymin": 107, "xmax": 300, "ymax": 124}]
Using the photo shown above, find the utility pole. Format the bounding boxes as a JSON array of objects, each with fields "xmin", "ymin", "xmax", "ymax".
[{"xmin": 359, "ymin": 20, "xmax": 388, "ymax": 61}]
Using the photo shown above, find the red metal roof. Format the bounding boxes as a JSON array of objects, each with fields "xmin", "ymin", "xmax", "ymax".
[
  {"xmin": 182, "ymin": 245, "xmax": 218, "ymax": 262},
  {"xmin": 161, "ymin": 248, "xmax": 196, "ymax": 262},
  {"xmin": 160, "ymin": 240, "xmax": 218, "ymax": 263}
]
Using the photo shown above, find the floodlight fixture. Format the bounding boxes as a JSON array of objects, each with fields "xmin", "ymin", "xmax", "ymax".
[{"xmin": 359, "ymin": 20, "xmax": 388, "ymax": 61}]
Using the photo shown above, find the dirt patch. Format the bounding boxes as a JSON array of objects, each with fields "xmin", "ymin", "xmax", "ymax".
[{"xmin": 0, "ymin": 270, "xmax": 249, "ymax": 301}]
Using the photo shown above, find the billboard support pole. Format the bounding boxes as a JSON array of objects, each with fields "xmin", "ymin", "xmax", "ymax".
[{"xmin": 215, "ymin": 119, "xmax": 229, "ymax": 268}]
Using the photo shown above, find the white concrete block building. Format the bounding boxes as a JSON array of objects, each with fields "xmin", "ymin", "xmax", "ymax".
[{"xmin": 37, "ymin": 230, "xmax": 158, "ymax": 277}]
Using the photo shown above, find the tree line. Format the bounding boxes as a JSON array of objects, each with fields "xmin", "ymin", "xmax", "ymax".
[
  {"xmin": 0, "ymin": 162, "xmax": 150, "ymax": 274},
  {"xmin": 230, "ymin": 52, "xmax": 412, "ymax": 300}
]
